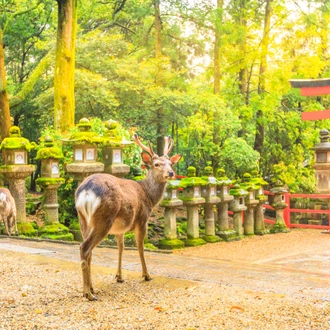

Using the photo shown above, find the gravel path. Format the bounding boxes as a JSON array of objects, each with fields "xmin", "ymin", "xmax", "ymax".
[{"xmin": 1, "ymin": 229, "xmax": 330, "ymax": 329}]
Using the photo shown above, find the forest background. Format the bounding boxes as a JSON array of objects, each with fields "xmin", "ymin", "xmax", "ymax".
[{"xmin": 1, "ymin": 0, "xmax": 330, "ymax": 196}]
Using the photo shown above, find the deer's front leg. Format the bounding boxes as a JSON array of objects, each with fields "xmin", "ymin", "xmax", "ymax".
[
  {"xmin": 135, "ymin": 224, "xmax": 152, "ymax": 281},
  {"xmin": 115, "ymin": 234, "xmax": 125, "ymax": 283}
]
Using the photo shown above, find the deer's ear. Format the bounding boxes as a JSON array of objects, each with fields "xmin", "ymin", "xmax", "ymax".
[
  {"xmin": 170, "ymin": 154, "xmax": 182, "ymax": 165},
  {"xmin": 141, "ymin": 152, "xmax": 152, "ymax": 165}
]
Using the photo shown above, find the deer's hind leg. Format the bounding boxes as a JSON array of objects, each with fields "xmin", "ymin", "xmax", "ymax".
[
  {"xmin": 115, "ymin": 234, "xmax": 125, "ymax": 283},
  {"xmin": 135, "ymin": 223, "xmax": 151, "ymax": 281},
  {"xmin": 79, "ymin": 213, "xmax": 113, "ymax": 301}
]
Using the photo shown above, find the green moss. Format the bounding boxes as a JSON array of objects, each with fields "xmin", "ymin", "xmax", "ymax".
[
  {"xmin": 38, "ymin": 223, "xmax": 69, "ymax": 235},
  {"xmin": 270, "ymin": 224, "xmax": 290, "ymax": 234},
  {"xmin": 39, "ymin": 233, "xmax": 74, "ymax": 241},
  {"xmin": 144, "ymin": 243, "xmax": 157, "ymax": 250},
  {"xmin": 179, "ymin": 177, "xmax": 208, "ymax": 189},
  {"xmin": 17, "ymin": 222, "xmax": 37, "ymax": 237},
  {"xmin": 35, "ymin": 147, "xmax": 64, "ymax": 160},
  {"xmin": 217, "ymin": 230, "xmax": 239, "ymax": 241},
  {"xmin": 203, "ymin": 235, "xmax": 222, "ymax": 243},
  {"xmin": 183, "ymin": 238, "xmax": 206, "ymax": 247},
  {"xmin": 158, "ymin": 239, "xmax": 185, "ymax": 250},
  {"xmin": 69, "ymin": 221, "xmax": 80, "ymax": 230},
  {"xmin": 36, "ymin": 178, "xmax": 65, "ymax": 186},
  {"xmin": 0, "ymin": 126, "xmax": 36, "ymax": 151}
]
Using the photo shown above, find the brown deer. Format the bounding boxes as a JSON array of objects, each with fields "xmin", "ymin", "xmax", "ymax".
[
  {"xmin": 0, "ymin": 187, "xmax": 17, "ymax": 236},
  {"xmin": 75, "ymin": 134, "xmax": 181, "ymax": 300}
]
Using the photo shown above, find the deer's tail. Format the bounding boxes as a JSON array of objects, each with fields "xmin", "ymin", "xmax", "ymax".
[{"xmin": 75, "ymin": 189, "xmax": 101, "ymax": 225}]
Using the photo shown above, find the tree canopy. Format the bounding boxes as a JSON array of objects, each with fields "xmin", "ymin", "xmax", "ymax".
[{"xmin": 1, "ymin": 0, "xmax": 330, "ymax": 192}]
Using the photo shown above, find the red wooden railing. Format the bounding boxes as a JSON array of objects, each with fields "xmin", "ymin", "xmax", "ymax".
[{"xmin": 263, "ymin": 190, "xmax": 330, "ymax": 230}]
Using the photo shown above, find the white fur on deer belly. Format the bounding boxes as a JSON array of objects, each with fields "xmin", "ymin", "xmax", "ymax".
[{"xmin": 75, "ymin": 190, "xmax": 101, "ymax": 224}]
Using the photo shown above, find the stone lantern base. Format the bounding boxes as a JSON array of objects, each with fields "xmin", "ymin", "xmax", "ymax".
[
  {"xmin": 66, "ymin": 162, "xmax": 104, "ymax": 183},
  {"xmin": 0, "ymin": 165, "xmax": 35, "ymax": 236},
  {"xmin": 104, "ymin": 164, "xmax": 130, "ymax": 178}
]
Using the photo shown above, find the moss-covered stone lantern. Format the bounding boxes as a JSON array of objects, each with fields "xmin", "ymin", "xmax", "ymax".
[
  {"xmin": 101, "ymin": 119, "xmax": 132, "ymax": 178},
  {"xmin": 63, "ymin": 118, "xmax": 104, "ymax": 183},
  {"xmin": 251, "ymin": 170, "xmax": 269, "ymax": 235},
  {"xmin": 270, "ymin": 179, "xmax": 289, "ymax": 233},
  {"xmin": 179, "ymin": 166, "xmax": 207, "ymax": 247},
  {"xmin": 35, "ymin": 136, "xmax": 65, "ymax": 224},
  {"xmin": 215, "ymin": 168, "xmax": 236, "ymax": 241},
  {"xmin": 201, "ymin": 166, "xmax": 221, "ymax": 243},
  {"xmin": 312, "ymin": 129, "xmax": 330, "ymax": 193},
  {"xmin": 228, "ymin": 183, "xmax": 248, "ymax": 238},
  {"xmin": 0, "ymin": 126, "xmax": 36, "ymax": 234},
  {"xmin": 159, "ymin": 179, "xmax": 184, "ymax": 250},
  {"xmin": 240, "ymin": 173, "xmax": 259, "ymax": 236}
]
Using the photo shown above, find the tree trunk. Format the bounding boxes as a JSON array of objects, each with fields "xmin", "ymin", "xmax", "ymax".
[
  {"xmin": 54, "ymin": 0, "xmax": 77, "ymax": 134},
  {"xmin": 0, "ymin": 30, "xmax": 11, "ymax": 139},
  {"xmin": 254, "ymin": 0, "xmax": 272, "ymax": 154},
  {"xmin": 154, "ymin": 0, "xmax": 162, "ymax": 59},
  {"xmin": 214, "ymin": 0, "xmax": 224, "ymax": 95}
]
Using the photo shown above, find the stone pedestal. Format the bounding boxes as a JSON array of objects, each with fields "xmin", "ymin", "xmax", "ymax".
[
  {"xmin": 0, "ymin": 165, "xmax": 35, "ymax": 223},
  {"xmin": 216, "ymin": 185, "xmax": 235, "ymax": 241},
  {"xmin": 159, "ymin": 184, "xmax": 184, "ymax": 250},
  {"xmin": 270, "ymin": 183, "xmax": 290, "ymax": 233},
  {"xmin": 66, "ymin": 162, "xmax": 104, "ymax": 184},
  {"xmin": 228, "ymin": 185, "xmax": 248, "ymax": 238},
  {"xmin": 202, "ymin": 184, "xmax": 221, "ymax": 243},
  {"xmin": 36, "ymin": 180, "xmax": 64, "ymax": 223},
  {"xmin": 181, "ymin": 187, "xmax": 206, "ymax": 246},
  {"xmin": 102, "ymin": 147, "xmax": 130, "ymax": 178}
]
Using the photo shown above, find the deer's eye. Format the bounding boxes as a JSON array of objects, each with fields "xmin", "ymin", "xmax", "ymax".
[{"xmin": 154, "ymin": 163, "xmax": 160, "ymax": 167}]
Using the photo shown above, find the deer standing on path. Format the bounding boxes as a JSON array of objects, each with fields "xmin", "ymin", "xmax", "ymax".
[
  {"xmin": 0, "ymin": 187, "xmax": 17, "ymax": 236},
  {"xmin": 75, "ymin": 134, "xmax": 181, "ymax": 300}
]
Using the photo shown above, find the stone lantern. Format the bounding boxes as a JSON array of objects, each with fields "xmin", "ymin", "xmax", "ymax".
[
  {"xmin": 201, "ymin": 166, "xmax": 221, "ymax": 243},
  {"xmin": 251, "ymin": 170, "xmax": 269, "ymax": 235},
  {"xmin": 179, "ymin": 166, "xmax": 206, "ymax": 246},
  {"xmin": 101, "ymin": 119, "xmax": 132, "ymax": 178},
  {"xmin": 64, "ymin": 118, "xmax": 104, "ymax": 183},
  {"xmin": 228, "ymin": 183, "xmax": 248, "ymax": 238},
  {"xmin": 312, "ymin": 129, "xmax": 330, "ymax": 193},
  {"xmin": 0, "ymin": 126, "xmax": 36, "ymax": 234},
  {"xmin": 270, "ymin": 179, "xmax": 289, "ymax": 233},
  {"xmin": 215, "ymin": 168, "xmax": 235, "ymax": 241},
  {"xmin": 159, "ymin": 180, "xmax": 184, "ymax": 250},
  {"xmin": 240, "ymin": 173, "xmax": 259, "ymax": 236},
  {"xmin": 35, "ymin": 136, "xmax": 65, "ymax": 224}
]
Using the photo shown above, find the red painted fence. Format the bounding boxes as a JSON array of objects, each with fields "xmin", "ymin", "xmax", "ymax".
[{"xmin": 264, "ymin": 191, "xmax": 330, "ymax": 231}]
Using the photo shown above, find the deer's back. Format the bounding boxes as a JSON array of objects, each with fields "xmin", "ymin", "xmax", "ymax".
[{"xmin": 75, "ymin": 174, "xmax": 152, "ymax": 231}]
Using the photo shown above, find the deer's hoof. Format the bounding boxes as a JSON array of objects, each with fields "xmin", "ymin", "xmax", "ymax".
[
  {"xmin": 84, "ymin": 292, "xmax": 98, "ymax": 301},
  {"xmin": 143, "ymin": 275, "xmax": 152, "ymax": 281},
  {"xmin": 115, "ymin": 275, "xmax": 124, "ymax": 283}
]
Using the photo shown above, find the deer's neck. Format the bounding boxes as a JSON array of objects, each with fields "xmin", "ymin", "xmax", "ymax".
[{"xmin": 140, "ymin": 176, "xmax": 167, "ymax": 207}]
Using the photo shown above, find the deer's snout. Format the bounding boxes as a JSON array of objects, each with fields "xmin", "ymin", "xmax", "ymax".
[{"xmin": 168, "ymin": 170, "xmax": 175, "ymax": 178}]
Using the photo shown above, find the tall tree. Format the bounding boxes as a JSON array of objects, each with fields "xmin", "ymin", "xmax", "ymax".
[
  {"xmin": 54, "ymin": 0, "xmax": 77, "ymax": 133},
  {"xmin": 254, "ymin": 0, "xmax": 273, "ymax": 154},
  {"xmin": 214, "ymin": 0, "xmax": 224, "ymax": 95},
  {"xmin": 0, "ymin": 1, "xmax": 45, "ymax": 139}
]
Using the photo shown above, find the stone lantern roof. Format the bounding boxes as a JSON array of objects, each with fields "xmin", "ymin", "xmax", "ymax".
[
  {"xmin": 0, "ymin": 126, "xmax": 36, "ymax": 151},
  {"xmin": 216, "ymin": 168, "xmax": 232, "ymax": 186},
  {"xmin": 102, "ymin": 119, "xmax": 133, "ymax": 147},
  {"xmin": 35, "ymin": 136, "xmax": 64, "ymax": 160},
  {"xmin": 229, "ymin": 183, "xmax": 248, "ymax": 197},
  {"xmin": 62, "ymin": 118, "xmax": 103, "ymax": 144}
]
